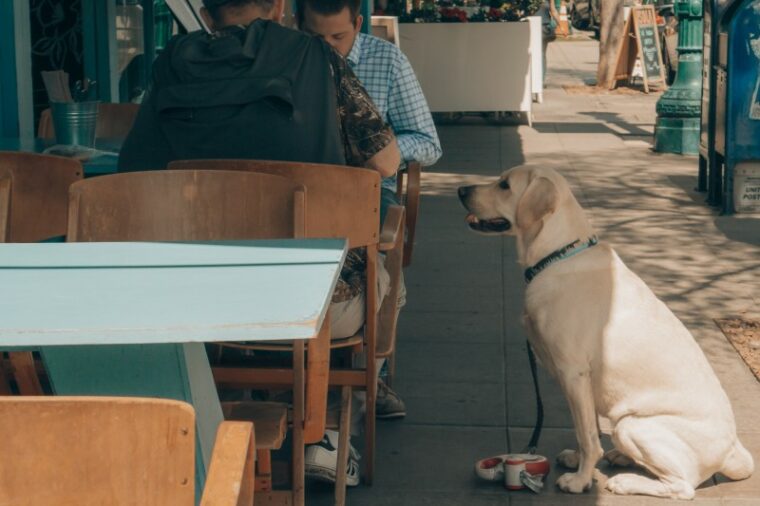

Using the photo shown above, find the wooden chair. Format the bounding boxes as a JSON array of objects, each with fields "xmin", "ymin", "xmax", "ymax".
[
  {"xmin": 0, "ymin": 152, "xmax": 83, "ymax": 397},
  {"xmin": 0, "ymin": 353, "xmax": 49, "ymax": 396},
  {"xmin": 0, "ymin": 152, "xmax": 83, "ymax": 242},
  {"xmin": 215, "ymin": 320, "xmax": 332, "ymax": 504},
  {"xmin": 38, "ymin": 102, "xmax": 141, "ymax": 140},
  {"xmin": 67, "ymin": 169, "xmax": 326, "ymax": 506},
  {"xmin": 0, "ymin": 396, "xmax": 254, "ymax": 505},
  {"xmin": 383, "ymin": 160, "xmax": 423, "ymax": 387},
  {"xmin": 396, "ymin": 161, "xmax": 422, "ymax": 267},
  {"xmin": 67, "ymin": 170, "xmax": 303, "ymax": 242},
  {"xmin": 168, "ymin": 160, "xmax": 406, "ymax": 498}
]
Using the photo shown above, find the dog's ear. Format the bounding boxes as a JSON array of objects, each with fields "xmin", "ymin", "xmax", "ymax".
[{"xmin": 516, "ymin": 176, "xmax": 559, "ymax": 230}]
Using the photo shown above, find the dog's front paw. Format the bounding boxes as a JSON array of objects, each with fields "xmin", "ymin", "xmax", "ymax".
[
  {"xmin": 556, "ymin": 472, "xmax": 592, "ymax": 493},
  {"xmin": 556, "ymin": 449, "xmax": 580, "ymax": 469}
]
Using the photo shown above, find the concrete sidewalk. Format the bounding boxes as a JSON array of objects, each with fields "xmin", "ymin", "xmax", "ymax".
[{"xmin": 311, "ymin": 39, "xmax": 760, "ymax": 505}]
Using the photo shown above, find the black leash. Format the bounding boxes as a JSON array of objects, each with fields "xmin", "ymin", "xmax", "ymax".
[
  {"xmin": 519, "ymin": 236, "xmax": 599, "ymax": 451},
  {"xmin": 523, "ymin": 340, "xmax": 544, "ymax": 454}
]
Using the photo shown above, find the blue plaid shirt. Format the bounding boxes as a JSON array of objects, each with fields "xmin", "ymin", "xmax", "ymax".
[{"xmin": 347, "ymin": 33, "xmax": 442, "ymax": 190}]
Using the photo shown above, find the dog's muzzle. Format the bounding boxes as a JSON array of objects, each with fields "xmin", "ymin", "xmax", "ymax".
[{"xmin": 458, "ymin": 185, "xmax": 512, "ymax": 233}]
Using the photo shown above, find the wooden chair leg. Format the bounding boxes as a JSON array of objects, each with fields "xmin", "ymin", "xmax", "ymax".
[
  {"xmin": 255, "ymin": 449, "xmax": 273, "ymax": 491},
  {"xmin": 377, "ymin": 207, "xmax": 404, "ymax": 367},
  {"xmin": 0, "ymin": 356, "xmax": 12, "ymax": 395},
  {"xmin": 335, "ymin": 386, "xmax": 352, "ymax": 506},
  {"xmin": 292, "ymin": 340, "xmax": 306, "ymax": 506},
  {"xmin": 364, "ymin": 361, "xmax": 377, "ymax": 486},
  {"xmin": 395, "ymin": 170, "xmax": 405, "ymax": 202},
  {"xmin": 402, "ymin": 162, "xmax": 421, "ymax": 268},
  {"xmin": 8, "ymin": 352, "xmax": 44, "ymax": 395}
]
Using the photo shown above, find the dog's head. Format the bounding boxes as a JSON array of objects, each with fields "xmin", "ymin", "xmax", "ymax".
[
  {"xmin": 458, "ymin": 166, "xmax": 593, "ymax": 265},
  {"xmin": 458, "ymin": 166, "xmax": 561, "ymax": 237}
]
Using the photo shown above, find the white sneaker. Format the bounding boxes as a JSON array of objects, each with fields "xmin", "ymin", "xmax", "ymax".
[{"xmin": 304, "ymin": 430, "xmax": 361, "ymax": 487}]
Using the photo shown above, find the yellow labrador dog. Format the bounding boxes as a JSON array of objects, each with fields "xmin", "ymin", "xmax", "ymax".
[{"xmin": 458, "ymin": 165, "xmax": 753, "ymax": 499}]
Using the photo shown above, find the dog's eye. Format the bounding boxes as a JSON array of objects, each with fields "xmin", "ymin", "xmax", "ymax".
[{"xmin": 498, "ymin": 180, "xmax": 510, "ymax": 190}]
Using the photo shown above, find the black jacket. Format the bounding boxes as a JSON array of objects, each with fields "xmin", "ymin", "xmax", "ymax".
[{"xmin": 118, "ymin": 20, "xmax": 346, "ymax": 171}]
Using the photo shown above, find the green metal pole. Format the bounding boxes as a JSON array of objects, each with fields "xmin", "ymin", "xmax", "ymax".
[
  {"xmin": 653, "ymin": 0, "xmax": 703, "ymax": 154},
  {"xmin": 0, "ymin": 0, "xmax": 33, "ymax": 138},
  {"xmin": 82, "ymin": 0, "xmax": 119, "ymax": 102},
  {"xmin": 361, "ymin": 0, "xmax": 371, "ymax": 33}
]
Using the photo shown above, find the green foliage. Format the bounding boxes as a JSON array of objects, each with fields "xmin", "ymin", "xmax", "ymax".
[
  {"xmin": 521, "ymin": 0, "xmax": 543, "ymax": 16},
  {"xmin": 397, "ymin": 0, "xmax": 544, "ymax": 22}
]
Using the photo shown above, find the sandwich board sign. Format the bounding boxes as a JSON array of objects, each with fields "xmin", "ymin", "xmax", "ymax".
[{"xmin": 613, "ymin": 5, "xmax": 667, "ymax": 93}]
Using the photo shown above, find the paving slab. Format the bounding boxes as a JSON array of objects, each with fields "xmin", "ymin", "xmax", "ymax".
[
  {"xmin": 323, "ymin": 491, "xmax": 510, "ymax": 505},
  {"xmin": 396, "ymin": 310, "xmax": 505, "ymax": 345},
  {"xmin": 307, "ymin": 425, "xmax": 510, "ymax": 505},
  {"xmin": 394, "ymin": 340, "xmax": 505, "ymax": 384},
  {"xmin": 363, "ymin": 424, "xmax": 508, "ymax": 492},
  {"xmin": 402, "ymin": 284, "xmax": 505, "ymax": 313},
  {"xmin": 402, "ymin": 244, "xmax": 503, "ymax": 289},
  {"xmin": 390, "ymin": 378, "xmax": 506, "ymax": 427}
]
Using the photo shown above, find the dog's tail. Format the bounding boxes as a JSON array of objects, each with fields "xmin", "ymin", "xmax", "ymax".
[{"xmin": 720, "ymin": 440, "xmax": 754, "ymax": 481}]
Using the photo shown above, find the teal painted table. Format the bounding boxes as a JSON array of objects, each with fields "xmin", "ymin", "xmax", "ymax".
[
  {"xmin": 0, "ymin": 137, "xmax": 120, "ymax": 175},
  {"xmin": 0, "ymin": 239, "xmax": 347, "ymax": 498}
]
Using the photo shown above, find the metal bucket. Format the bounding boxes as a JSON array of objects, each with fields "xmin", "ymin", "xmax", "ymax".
[{"xmin": 50, "ymin": 101, "xmax": 99, "ymax": 147}]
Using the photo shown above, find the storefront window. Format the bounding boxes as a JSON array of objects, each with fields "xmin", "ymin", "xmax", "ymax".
[
  {"xmin": 30, "ymin": 0, "xmax": 85, "ymax": 131},
  {"xmin": 116, "ymin": 0, "xmax": 145, "ymax": 101},
  {"xmin": 117, "ymin": 0, "xmax": 177, "ymax": 102}
]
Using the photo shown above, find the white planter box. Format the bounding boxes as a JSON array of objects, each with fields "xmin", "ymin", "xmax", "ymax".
[
  {"xmin": 525, "ymin": 16, "xmax": 543, "ymax": 103},
  {"xmin": 399, "ymin": 22, "xmax": 533, "ymax": 118}
]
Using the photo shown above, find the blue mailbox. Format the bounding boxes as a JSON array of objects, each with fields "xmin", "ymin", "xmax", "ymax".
[{"xmin": 712, "ymin": 0, "xmax": 760, "ymax": 213}]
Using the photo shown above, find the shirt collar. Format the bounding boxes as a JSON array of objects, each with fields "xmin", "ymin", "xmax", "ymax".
[{"xmin": 346, "ymin": 32, "xmax": 364, "ymax": 67}]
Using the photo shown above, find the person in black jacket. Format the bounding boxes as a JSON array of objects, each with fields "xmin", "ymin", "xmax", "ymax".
[{"xmin": 119, "ymin": 0, "xmax": 399, "ymax": 177}]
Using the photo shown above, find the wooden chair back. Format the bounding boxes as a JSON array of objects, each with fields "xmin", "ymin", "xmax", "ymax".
[
  {"xmin": 67, "ymin": 170, "xmax": 305, "ymax": 242},
  {"xmin": 38, "ymin": 103, "xmax": 141, "ymax": 140},
  {"xmin": 0, "ymin": 396, "xmax": 197, "ymax": 505},
  {"xmin": 167, "ymin": 159, "xmax": 384, "ymax": 487},
  {"xmin": 168, "ymin": 160, "xmax": 381, "ymax": 248},
  {"xmin": 0, "ymin": 152, "xmax": 82, "ymax": 242}
]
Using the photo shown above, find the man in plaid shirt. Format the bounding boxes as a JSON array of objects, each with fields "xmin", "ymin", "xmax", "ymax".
[
  {"xmin": 297, "ymin": 0, "xmax": 442, "ymax": 225},
  {"xmin": 296, "ymin": 0, "xmax": 441, "ymax": 483}
]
